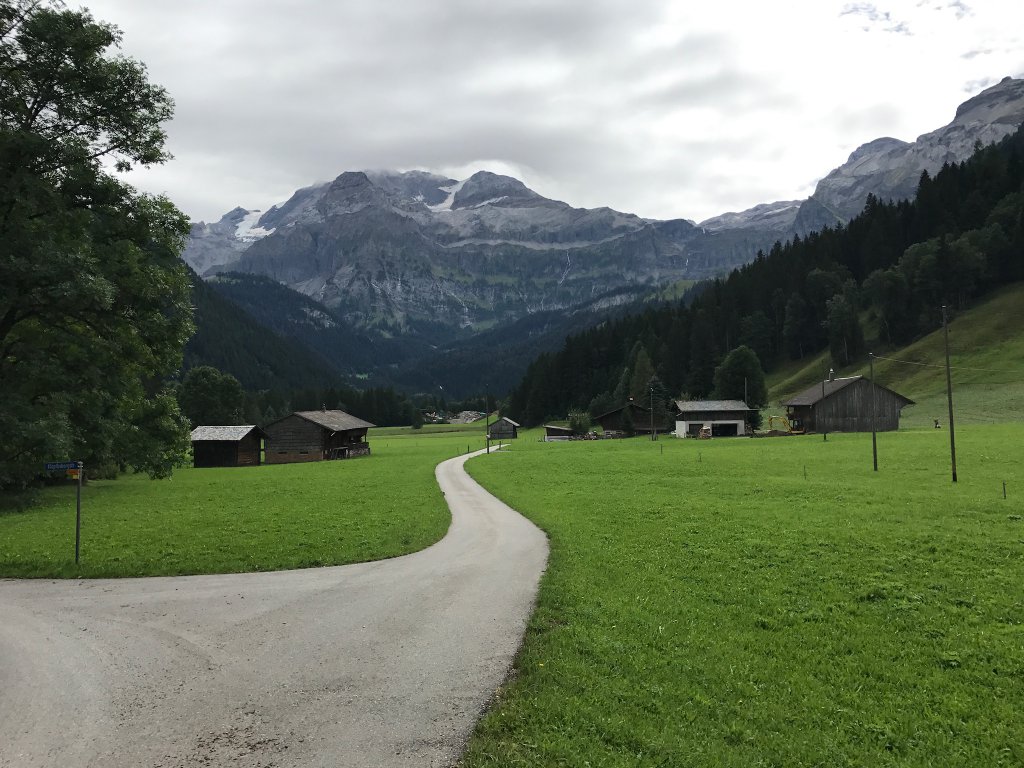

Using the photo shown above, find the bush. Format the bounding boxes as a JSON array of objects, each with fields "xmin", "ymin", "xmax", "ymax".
[{"xmin": 568, "ymin": 410, "xmax": 592, "ymax": 435}]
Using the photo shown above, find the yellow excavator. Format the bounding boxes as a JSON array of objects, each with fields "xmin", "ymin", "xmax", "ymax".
[{"xmin": 766, "ymin": 415, "xmax": 805, "ymax": 434}]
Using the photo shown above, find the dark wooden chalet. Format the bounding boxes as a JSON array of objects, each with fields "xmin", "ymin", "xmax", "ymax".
[
  {"xmin": 264, "ymin": 410, "xmax": 375, "ymax": 463},
  {"xmin": 594, "ymin": 402, "xmax": 669, "ymax": 435},
  {"xmin": 782, "ymin": 376, "xmax": 914, "ymax": 433},
  {"xmin": 190, "ymin": 425, "xmax": 266, "ymax": 468},
  {"xmin": 674, "ymin": 400, "xmax": 755, "ymax": 437},
  {"xmin": 488, "ymin": 416, "xmax": 520, "ymax": 440}
]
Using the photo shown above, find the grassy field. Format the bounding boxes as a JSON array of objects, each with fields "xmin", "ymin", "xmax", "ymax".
[
  {"xmin": 0, "ymin": 430, "xmax": 485, "ymax": 578},
  {"xmin": 462, "ymin": 426, "xmax": 1024, "ymax": 767}
]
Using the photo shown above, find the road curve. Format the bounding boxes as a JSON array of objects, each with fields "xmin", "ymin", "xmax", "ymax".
[{"xmin": 0, "ymin": 448, "xmax": 547, "ymax": 768}]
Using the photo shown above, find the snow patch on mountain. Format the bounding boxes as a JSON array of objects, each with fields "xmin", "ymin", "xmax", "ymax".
[
  {"xmin": 234, "ymin": 210, "xmax": 276, "ymax": 242},
  {"xmin": 428, "ymin": 180, "xmax": 467, "ymax": 212}
]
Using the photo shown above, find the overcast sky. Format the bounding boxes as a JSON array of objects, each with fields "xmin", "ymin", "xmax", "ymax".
[{"xmin": 82, "ymin": 0, "xmax": 1023, "ymax": 225}]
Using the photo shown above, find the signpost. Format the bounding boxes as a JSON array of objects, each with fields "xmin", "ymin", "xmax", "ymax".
[{"xmin": 44, "ymin": 461, "xmax": 84, "ymax": 564}]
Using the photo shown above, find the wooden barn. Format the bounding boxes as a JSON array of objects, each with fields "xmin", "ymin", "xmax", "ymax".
[
  {"xmin": 782, "ymin": 375, "xmax": 914, "ymax": 433},
  {"xmin": 488, "ymin": 416, "xmax": 520, "ymax": 440},
  {"xmin": 674, "ymin": 400, "xmax": 755, "ymax": 437},
  {"xmin": 594, "ymin": 402, "xmax": 668, "ymax": 435},
  {"xmin": 190, "ymin": 425, "xmax": 266, "ymax": 468},
  {"xmin": 264, "ymin": 410, "xmax": 375, "ymax": 464}
]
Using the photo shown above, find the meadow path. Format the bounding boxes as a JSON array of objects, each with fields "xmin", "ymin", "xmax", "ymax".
[{"xmin": 0, "ymin": 448, "xmax": 547, "ymax": 768}]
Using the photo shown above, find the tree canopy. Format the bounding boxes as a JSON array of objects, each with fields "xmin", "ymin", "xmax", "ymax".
[
  {"xmin": 0, "ymin": 1, "xmax": 192, "ymax": 488},
  {"xmin": 712, "ymin": 346, "xmax": 767, "ymax": 408},
  {"xmin": 505, "ymin": 126, "xmax": 1024, "ymax": 426}
]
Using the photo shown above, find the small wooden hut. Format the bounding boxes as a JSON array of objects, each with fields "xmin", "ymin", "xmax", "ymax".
[
  {"xmin": 782, "ymin": 375, "xmax": 914, "ymax": 433},
  {"xmin": 190, "ymin": 425, "xmax": 266, "ymax": 468},
  {"xmin": 488, "ymin": 416, "xmax": 520, "ymax": 440},
  {"xmin": 543, "ymin": 424, "xmax": 574, "ymax": 442},
  {"xmin": 264, "ymin": 410, "xmax": 375, "ymax": 463},
  {"xmin": 674, "ymin": 400, "xmax": 755, "ymax": 437}
]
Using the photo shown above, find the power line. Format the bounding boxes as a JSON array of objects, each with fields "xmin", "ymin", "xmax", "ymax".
[{"xmin": 871, "ymin": 353, "xmax": 1024, "ymax": 375}]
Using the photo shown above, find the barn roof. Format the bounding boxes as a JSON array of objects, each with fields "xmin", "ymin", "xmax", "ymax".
[
  {"xmin": 190, "ymin": 425, "xmax": 265, "ymax": 442},
  {"xmin": 293, "ymin": 410, "xmax": 376, "ymax": 431},
  {"xmin": 675, "ymin": 399, "xmax": 751, "ymax": 413},
  {"xmin": 782, "ymin": 376, "xmax": 915, "ymax": 407},
  {"xmin": 543, "ymin": 424, "xmax": 574, "ymax": 433},
  {"xmin": 594, "ymin": 402, "xmax": 650, "ymax": 420},
  {"xmin": 495, "ymin": 416, "xmax": 521, "ymax": 427}
]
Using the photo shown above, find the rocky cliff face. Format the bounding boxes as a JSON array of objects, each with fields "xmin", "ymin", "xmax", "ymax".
[
  {"xmin": 182, "ymin": 77, "xmax": 1024, "ymax": 339},
  {"xmin": 183, "ymin": 169, "xmax": 720, "ymax": 336},
  {"xmin": 697, "ymin": 76, "xmax": 1024, "ymax": 241},
  {"xmin": 796, "ymin": 76, "xmax": 1024, "ymax": 231}
]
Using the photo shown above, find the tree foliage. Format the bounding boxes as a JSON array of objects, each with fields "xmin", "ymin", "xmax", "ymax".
[
  {"xmin": 713, "ymin": 346, "xmax": 767, "ymax": 409},
  {"xmin": 177, "ymin": 366, "xmax": 244, "ymax": 428},
  {"xmin": 0, "ymin": 1, "xmax": 192, "ymax": 488},
  {"xmin": 505, "ymin": 126, "xmax": 1024, "ymax": 426}
]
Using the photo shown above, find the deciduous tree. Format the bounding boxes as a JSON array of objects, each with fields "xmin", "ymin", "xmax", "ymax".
[{"xmin": 0, "ymin": 1, "xmax": 192, "ymax": 488}]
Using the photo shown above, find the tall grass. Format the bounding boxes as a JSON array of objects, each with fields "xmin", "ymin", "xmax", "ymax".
[
  {"xmin": 0, "ymin": 431, "xmax": 480, "ymax": 578},
  {"xmin": 463, "ymin": 426, "xmax": 1024, "ymax": 767}
]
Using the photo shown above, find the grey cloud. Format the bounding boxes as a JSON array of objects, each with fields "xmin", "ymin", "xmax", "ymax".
[{"xmin": 86, "ymin": 0, "xmax": 1016, "ymax": 225}]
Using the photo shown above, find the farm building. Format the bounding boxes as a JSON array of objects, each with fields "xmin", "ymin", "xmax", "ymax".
[
  {"xmin": 543, "ymin": 424, "xmax": 574, "ymax": 442},
  {"xmin": 594, "ymin": 402, "xmax": 669, "ymax": 436},
  {"xmin": 190, "ymin": 425, "xmax": 266, "ymax": 468},
  {"xmin": 782, "ymin": 375, "xmax": 914, "ymax": 433},
  {"xmin": 488, "ymin": 416, "xmax": 520, "ymax": 440},
  {"xmin": 674, "ymin": 400, "xmax": 756, "ymax": 437},
  {"xmin": 264, "ymin": 410, "xmax": 375, "ymax": 464}
]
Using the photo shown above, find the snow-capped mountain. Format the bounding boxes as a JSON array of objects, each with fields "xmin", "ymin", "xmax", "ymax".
[
  {"xmin": 182, "ymin": 169, "xmax": 724, "ymax": 335},
  {"xmin": 183, "ymin": 76, "xmax": 1024, "ymax": 345}
]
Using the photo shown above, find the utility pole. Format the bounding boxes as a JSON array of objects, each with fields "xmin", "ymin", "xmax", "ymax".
[
  {"xmin": 869, "ymin": 353, "xmax": 878, "ymax": 472},
  {"xmin": 484, "ymin": 396, "xmax": 491, "ymax": 455},
  {"xmin": 650, "ymin": 384, "xmax": 655, "ymax": 441},
  {"xmin": 821, "ymin": 364, "xmax": 827, "ymax": 442},
  {"xmin": 943, "ymin": 306, "xmax": 958, "ymax": 482}
]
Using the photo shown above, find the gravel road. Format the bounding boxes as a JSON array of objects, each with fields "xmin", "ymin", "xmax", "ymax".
[{"xmin": 0, "ymin": 448, "xmax": 547, "ymax": 767}]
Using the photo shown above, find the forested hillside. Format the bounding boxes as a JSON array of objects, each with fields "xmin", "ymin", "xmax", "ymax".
[{"xmin": 508, "ymin": 127, "xmax": 1024, "ymax": 425}]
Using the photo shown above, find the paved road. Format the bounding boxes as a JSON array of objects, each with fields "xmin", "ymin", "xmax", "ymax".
[{"xmin": 0, "ymin": 449, "xmax": 547, "ymax": 768}]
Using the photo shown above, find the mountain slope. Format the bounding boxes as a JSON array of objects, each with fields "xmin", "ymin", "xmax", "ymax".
[
  {"xmin": 183, "ymin": 169, "xmax": 723, "ymax": 339},
  {"xmin": 701, "ymin": 76, "xmax": 1024, "ymax": 239},
  {"xmin": 767, "ymin": 282, "xmax": 1024, "ymax": 427},
  {"xmin": 185, "ymin": 272, "xmax": 340, "ymax": 391}
]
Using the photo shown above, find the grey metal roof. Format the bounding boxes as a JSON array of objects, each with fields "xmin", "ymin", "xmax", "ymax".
[
  {"xmin": 190, "ymin": 425, "xmax": 263, "ymax": 442},
  {"xmin": 495, "ymin": 416, "xmax": 521, "ymax": 427},
  {"xmin": 675, "ymin": 399, "xmax": 751, "ymax": 413},
  {"xmin": 294, "ymin": 410, "xmax": 376, "ymax": 431},
  {"xmin": 781, "ymin": 376, "xmax": 862, "ymax": 406}
]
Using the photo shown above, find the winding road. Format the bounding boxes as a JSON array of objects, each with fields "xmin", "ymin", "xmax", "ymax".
[{"xmin": 0, "ymin": 449, "xmax": 548, "ymax": 768}]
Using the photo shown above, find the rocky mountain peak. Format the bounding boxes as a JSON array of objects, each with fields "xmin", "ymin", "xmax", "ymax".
[
  {"xmin": 452, "ymin": 171, "xmax": 544, "ymax": 209},
  {"xmin": 953, "ymin": 75, "xmax": 1024, "ymax": 120},
  {"xmin": 795, "ymin": 76, "xmax": 1024, "ymax": 231},
  {"xmin": 316, "ymin": 171, "xmax": 390, "ymax": 217}
]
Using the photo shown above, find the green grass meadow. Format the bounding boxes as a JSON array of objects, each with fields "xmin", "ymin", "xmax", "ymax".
[
  {"xmin": 0, "ymin": 430, "xmax": 486, "ymax": 578},
  {"xmin": 462, "ymin": 426, "xmax": 1024, "ymax": 767}
]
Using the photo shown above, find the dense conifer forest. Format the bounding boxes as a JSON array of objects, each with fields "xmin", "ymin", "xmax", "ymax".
[{"xmin": 507, "ymin": 127, "xmax": 1024, "ymax": 425}]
